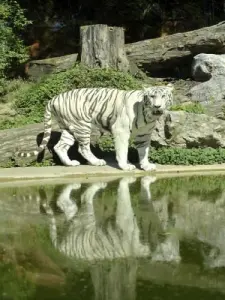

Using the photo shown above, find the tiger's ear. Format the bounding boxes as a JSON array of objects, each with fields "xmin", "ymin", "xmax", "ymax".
[
  {"xmin": 167, "ymin": 83, "xmax": 174, "ymax": 91},
  {"xmin": 142, "ymin": 84, "xmax": 152, "ymax": 91}
]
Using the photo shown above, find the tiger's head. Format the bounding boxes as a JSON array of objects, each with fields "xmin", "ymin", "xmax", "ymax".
[{"xmin": 143, "ymin": 83, "xmax": 174, "ymax": 119}]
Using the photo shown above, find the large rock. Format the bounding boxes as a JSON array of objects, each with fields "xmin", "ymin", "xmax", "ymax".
[
  {"xmin": 153, "ymin": 190, "xmax": 225, "ymax": 269},
  {"xmin": 27, "ymin": 53, "xmax": 78, "ymax": 81},
  {"xmin": 125, "ymin": 21, "xmax": 225, "ymax": 77},
  {"xmin": 1, "ymin": 111, "xmax": 225, "ymax": 166},
  {"xmin": 201, "ymin": 100, "xmax": 225, "ymax": 120},
  {"xmin": 187, "ymin": 75, "xmax": 225, "ymax": 103},
  {"xmin": 158, "ymin": 111, "xmax": 225, "ymax": 148},
  {"xmin": 192, "ymin": 53, "xmax": 225, "ymax": 81},
  {"xmin": 187, "ymin": 53, "xmax": 225, "ymax": 109}
]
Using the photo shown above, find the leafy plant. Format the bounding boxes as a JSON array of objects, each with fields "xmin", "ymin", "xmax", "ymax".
[
  {"xmin": 149, "ymin": 147, "xmax": 225, "ymax": 165},
  {"xmin": 0, "ymin": 0, "xmax": 31, "ymax": 90},
  {"xmin": 31, "ymin": 158, "xmax": 55, "ymax": 167},
  {"xmin": 0, "ymin": 114, "xmax": 41, "ymax": 130},
  {"xmin": 170, "ymin": 102, "xmax": 205, "ymax": 114},
  {"xmin": 0, "ymin": 78, "xmax": 31, "ymax": 103},
  {"xmin": 98, "ymin": 135, "xmax": 115, "ymax": 152},
  {"xmin": 0, "ymin": 64, "xmax": 141, "ymax": 128}
]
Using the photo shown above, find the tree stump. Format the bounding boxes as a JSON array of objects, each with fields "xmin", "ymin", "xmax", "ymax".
[{"xmin": 80, "ymin": 24, "xmax": 130, "ymax": 72}]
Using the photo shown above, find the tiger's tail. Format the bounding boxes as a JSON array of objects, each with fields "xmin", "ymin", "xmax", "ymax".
[{"xmin": 15, "ymin": 101, "xmax": 52, "ymax": 158}]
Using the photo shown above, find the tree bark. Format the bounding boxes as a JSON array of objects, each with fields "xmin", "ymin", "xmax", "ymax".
[
  {"xmin": 80, "ymin": 24, "xmax": 130, "ymax": 72},
  {"xmin": 125, "ymin": 21, "xmax": 225, "ymax": 77}
]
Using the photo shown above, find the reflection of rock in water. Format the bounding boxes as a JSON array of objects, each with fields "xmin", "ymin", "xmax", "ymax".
[
  {"xmin": 152, "ymin": 189, "xmax": 225, "ymax": 268},
  {"xmin": 140, "ymin": 177, "xmax": 181, "ymax": 263},
  {"xmin": 173, "ymin": 193, "xmax": 225, "ymax": 269}
]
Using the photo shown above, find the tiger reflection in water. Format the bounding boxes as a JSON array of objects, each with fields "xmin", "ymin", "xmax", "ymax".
[
  {"xmin": 40, "ymin": 176, "xmax": 182, "ymax": 262},
  {"xmin": 40, "ymin": 176, "xmax": 181, "ymax": 300},
  {"xmin": 41, "ymin": 177, "xmax": 153, "ymax": 261}
]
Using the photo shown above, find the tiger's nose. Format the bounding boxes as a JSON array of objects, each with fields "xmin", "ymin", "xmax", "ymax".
[{"xmin": 154, "ymin": 105, "xmax": 161, "ymax": 109}]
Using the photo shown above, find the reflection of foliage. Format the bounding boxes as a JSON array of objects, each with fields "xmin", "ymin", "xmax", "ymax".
[
  {"xmin": 151, "ymin": 175, "xmax": 225, "ymax": 202},
  {"xmin": 0, "ymin": 215, "xmax": 67, "ymax": 298},
  {"xmin": 0, "ymin": 261, "xmax": 35, "ymax": 300}
]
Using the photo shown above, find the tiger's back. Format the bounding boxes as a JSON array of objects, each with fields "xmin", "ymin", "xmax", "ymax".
[{"xmin": 50, "ymin": 87, "xmax": 136, "ymax": 131}]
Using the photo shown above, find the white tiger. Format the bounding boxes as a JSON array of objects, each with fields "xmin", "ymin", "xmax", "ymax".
[{"xmin": 16, "ymin": 84, "xmax": 174, "ymax": 171}]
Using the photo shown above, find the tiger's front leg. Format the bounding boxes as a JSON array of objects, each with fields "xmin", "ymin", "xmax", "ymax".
[
  {"xmin": 112, "ymin": 117, "xmax": 136, "ymax": 171},
  {"xmin": 135, "ymin": 134, "xmax": 156, "ymax": 172}
]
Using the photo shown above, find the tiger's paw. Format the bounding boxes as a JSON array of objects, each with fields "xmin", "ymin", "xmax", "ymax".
[
  {"xmin": 119, "ymin": 163, "xmax": 136, "ymax": 171},
  {"xmin": 68, "ymin": 160, "xmax": 81, "ymax": 166},
  {"xmin": 90, "ymin": 159, "xmax": 107, "ymax": 166},
  {"xmin": 141, "ymin": 162, "xmax": 156, "ymax": 172}
]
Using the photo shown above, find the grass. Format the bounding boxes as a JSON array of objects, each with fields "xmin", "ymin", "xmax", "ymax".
[{"xmin": 0, "ymin": 78, "xmax": 33, "ymax": 104}]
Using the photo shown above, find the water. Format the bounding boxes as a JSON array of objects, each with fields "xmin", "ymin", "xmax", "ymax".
[{"xmin": 1, "ymin": 174, "xmax": 225, "ymax": 300}]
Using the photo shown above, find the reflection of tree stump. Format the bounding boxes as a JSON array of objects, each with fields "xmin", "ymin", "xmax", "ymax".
[{"xmin": 80, "ymin": 24, "xmax": 130, "ymax": 72}]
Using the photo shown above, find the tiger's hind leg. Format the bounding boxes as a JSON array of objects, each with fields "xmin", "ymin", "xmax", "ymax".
[
  {"xmin": 72, "ymin": 122, "xmax": 106, "ymax": 166},
  {"xmin": 78, "ymin": 141, "xmax": 106, "ymax": 166},
  {"xmin": 54, "ymin": 130, "xmax": 80, "ymax": 166}
]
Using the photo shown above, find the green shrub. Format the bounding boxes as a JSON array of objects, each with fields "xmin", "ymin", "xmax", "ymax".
[
  {"xmin": 149, "ymin": 147, "xmax": 225, "ymax": 165},
  {"xmin": 0, "ymin": 115, "xmax": 41, "ymax": 130},
  {"xmin": 0, "ymin": 78, "xmax": 31, "ymax": 103},
  {"xmin": 97, "ymin": 141, "xmax": 225, "ymax": 166},
  {"xmin": 13, "ymin": 64, "xmax": 142, "ymax": 123},
  {"xmin": 0, "ymin": 0, "xmax": 31, "ymax": 89},
  {"xmin": 170, "ymin": 102, "xmax": 205, "ymax": 114}
]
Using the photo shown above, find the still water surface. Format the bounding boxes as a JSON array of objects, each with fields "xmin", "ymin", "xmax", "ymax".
[{"xmin": 1, "ymin": 175, "xmax": 225, "ymax": 300}]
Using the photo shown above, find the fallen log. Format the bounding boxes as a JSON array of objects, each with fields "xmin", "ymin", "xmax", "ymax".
[{"xmin": 125, "ymin": 21, "xmax": 225, "ymax": 77}]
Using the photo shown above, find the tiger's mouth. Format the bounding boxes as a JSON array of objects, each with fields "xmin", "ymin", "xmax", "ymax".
[{"xmin": 152, "ymin": 110, "xmax": 163, "ymax": 116}]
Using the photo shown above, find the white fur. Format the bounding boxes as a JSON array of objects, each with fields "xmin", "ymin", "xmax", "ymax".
[{"xmin": 28, "ymin": 85, "xmax": 173, "ymax": 170}]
